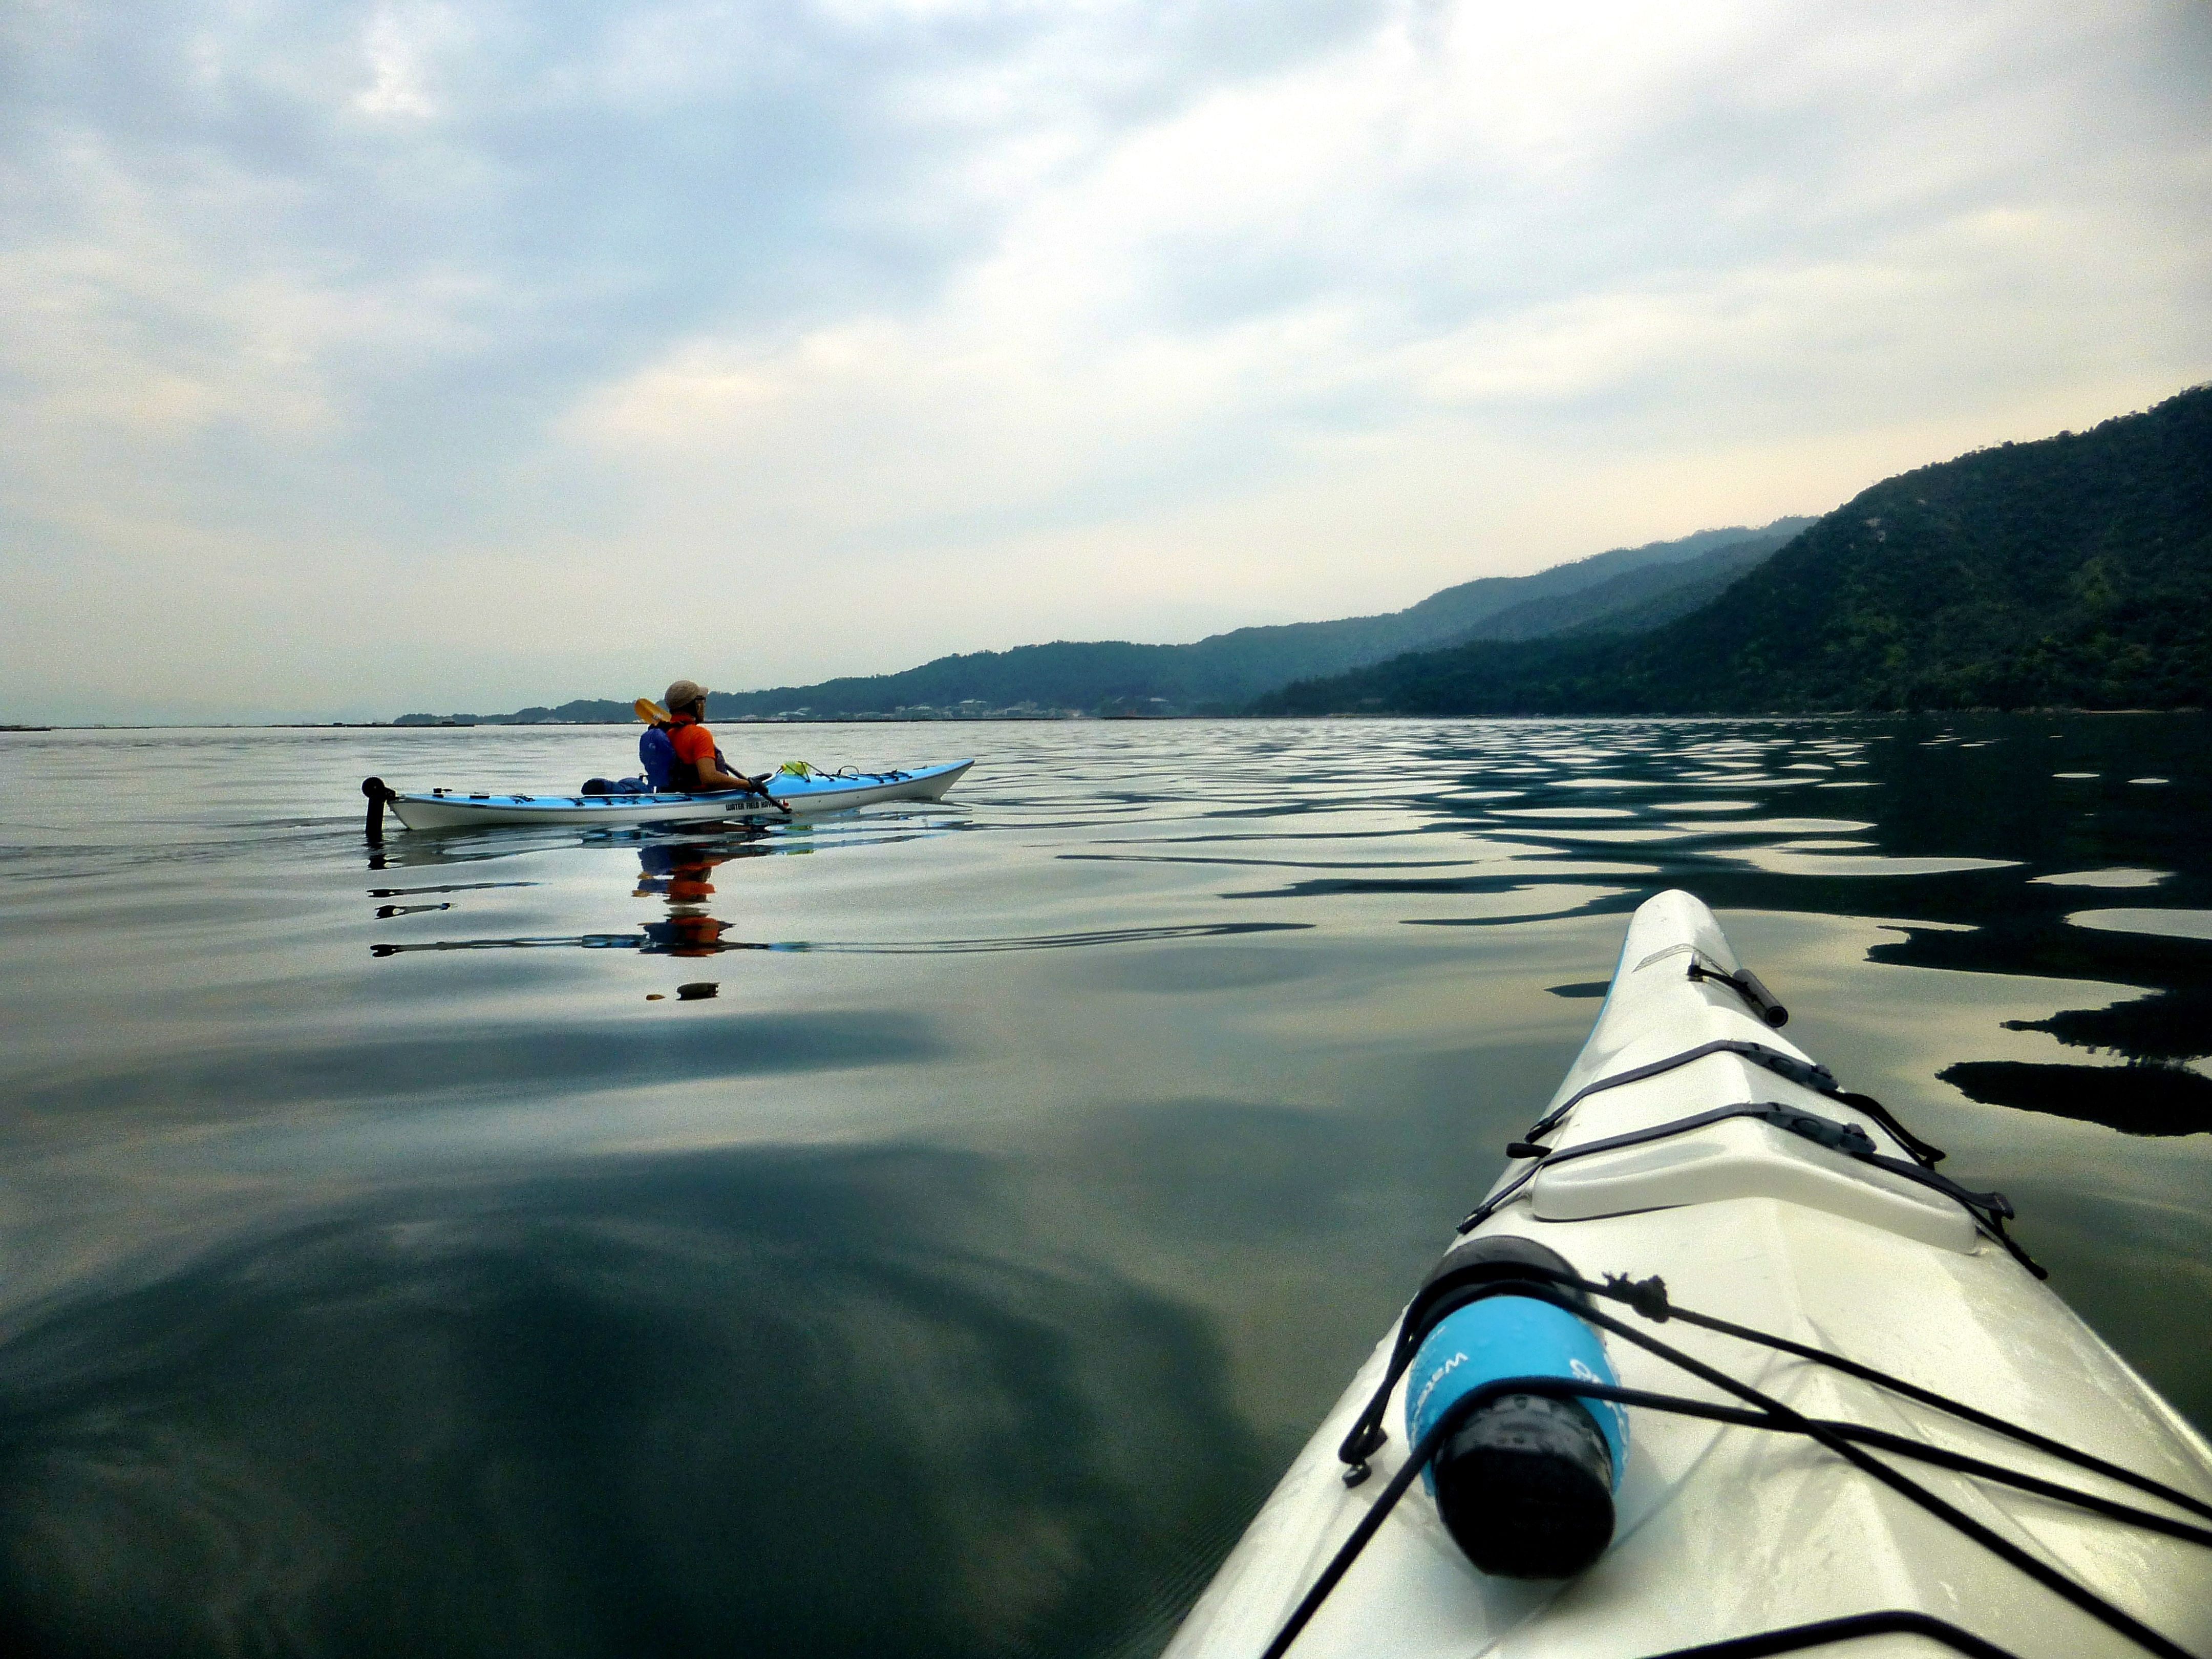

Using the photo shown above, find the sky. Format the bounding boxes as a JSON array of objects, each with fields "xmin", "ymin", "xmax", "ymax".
[{"xmin": 3, "ymin": 1, "xmax": 2209, "ymax": 723}]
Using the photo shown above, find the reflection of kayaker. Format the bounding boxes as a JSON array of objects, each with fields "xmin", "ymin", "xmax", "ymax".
[
  {"xmin": 642, "ymin": 916, "xmax": 732, "ymax": 957},
  {"xmin": 640, "ymin": 840, "xmax": 731, "ymax": 957},
  {"xmin": 635, "ymin": 840, "xmax": 750, "ymax": 904}
]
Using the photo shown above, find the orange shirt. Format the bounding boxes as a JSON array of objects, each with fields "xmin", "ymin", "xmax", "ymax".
[{"xmin": 670, "ymin": 719, "xmax": 717, "ymax": 773}]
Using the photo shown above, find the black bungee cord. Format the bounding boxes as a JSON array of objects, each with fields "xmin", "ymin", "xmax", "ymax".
[
  {"xmin": 1269, "ymin": 1375, "xmax": 2042, "ymax": 1659},
  {"xmin": 1517, "ymin": 1034, "xmax": 1946, "ymax": 1169},
  {"xmin": 1265, "ymin": 989, "xmax": 2204, "ymax": 1659},
  {"xmin": 1454, "ymin": 1098, "xmax": 2042, "ymax": 1274},
  {"xmin": 1337, "ymin": 1266, "xmax": 2211, "ymax": 1523},
  {"xmin": 1270, "ymin": 1272, "xmax": 2206, "ymax": 1659},
  {"xmin": 1644, "ymin": 1612, "xmax": 2022, "ymax": 1659}
]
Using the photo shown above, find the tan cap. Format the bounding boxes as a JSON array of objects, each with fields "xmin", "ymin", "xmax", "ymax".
[{"xmin": 664, "ymin": 678, "xmax": 709, "ymax": 711}]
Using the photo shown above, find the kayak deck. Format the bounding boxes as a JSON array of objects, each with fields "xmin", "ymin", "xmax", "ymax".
[
  {"xmin": 1166, "ymin": 890, "xmax": 2212, "ymax": 1659},
  {"xmin": 386, "ymin": 759, "xmax": 973, "ymax": 831}
]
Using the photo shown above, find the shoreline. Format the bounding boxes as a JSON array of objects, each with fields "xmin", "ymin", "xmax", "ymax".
[{"xmin": 4, "ymin": 706, "xmax": 2202, "ymax": 733}]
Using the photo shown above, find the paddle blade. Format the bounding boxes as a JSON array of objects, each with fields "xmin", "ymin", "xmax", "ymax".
[{"xmin": 633, "ymin": 697, "xmax": 670, "ymax": 724}]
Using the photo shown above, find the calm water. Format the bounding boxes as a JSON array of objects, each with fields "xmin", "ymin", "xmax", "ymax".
[{"xmin": 2, "ymin": 715, "xmax": 2208, "ymax": 1657}]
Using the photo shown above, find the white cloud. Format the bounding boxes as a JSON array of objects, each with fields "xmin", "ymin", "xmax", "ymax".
[{"xmin": 2, "ymin": 0, "xmax": 2208, "ymax": 721}]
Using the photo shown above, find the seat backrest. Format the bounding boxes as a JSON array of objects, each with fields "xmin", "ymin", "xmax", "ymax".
[{"xmin": 639, "ymin": 726, "xmax": 679, "ymax": 790}]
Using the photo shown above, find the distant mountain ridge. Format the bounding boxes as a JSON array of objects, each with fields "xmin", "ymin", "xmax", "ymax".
[
  {"xmin": 1255, "ymin": 386, "xmax": 2212, "ymax": 716},
  {"xmin": 394, "ymin": 519, "xmax": 1810, "ymax": 724},
  {"xmin": 1457, "ymin": 537, "xmax": 1783, "ymax": 642}
]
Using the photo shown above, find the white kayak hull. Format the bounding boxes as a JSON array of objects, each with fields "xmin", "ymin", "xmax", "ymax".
[
  {"xmin": 1166, "ymin": 890, "xmax": 2212, "ymax": 1659},
  {"xmin": 387, "ymin": 759, "xmax": 972, "ymax": 831}
]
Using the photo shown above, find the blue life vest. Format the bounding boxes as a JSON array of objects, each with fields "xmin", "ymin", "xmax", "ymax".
[{"xmin": 639, "ymin": 725, "xmax": 679, "ymax": 790}]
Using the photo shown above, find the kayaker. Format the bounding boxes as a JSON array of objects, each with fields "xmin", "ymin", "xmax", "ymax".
[{"xmin": 657, "ymin": 680, "xmax": 758, "ymax": 794}]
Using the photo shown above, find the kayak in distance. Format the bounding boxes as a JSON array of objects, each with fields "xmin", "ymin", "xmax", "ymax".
[
  {"xmin": 364, "ymin": 758, "xmax": 973, "ymax": 832},
  {"xmin": 1166, "ymin": 889, "xmax": 2211, "ymax": 1659}
]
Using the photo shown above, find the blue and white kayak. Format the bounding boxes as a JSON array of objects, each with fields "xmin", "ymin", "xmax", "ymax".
[
  {"xmin": 1166, "ymin": 890, "xmax": 2212, "ymax": 1659},
  {"xmin": 384, "ymin": 759, "xmax": 973, "ymax": 831}
]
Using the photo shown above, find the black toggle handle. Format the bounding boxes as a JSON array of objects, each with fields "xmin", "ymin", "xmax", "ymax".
[
  {"xmin": 361, "ymin": 776, "xmax": 398, "ymax": 843},
  {"xmin": 1689, "ymin": 959, "xmax": 1789, "ymax": 1027}
]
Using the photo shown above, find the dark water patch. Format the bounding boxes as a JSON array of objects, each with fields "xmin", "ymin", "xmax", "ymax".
[
  {"xmin": 2003, "ymin": 985, "xmax": 2212, "ymax": 1067},
  {"xmin": 371, "ymin": 920, "xmax": 1311, "ymax": 960},
  {"xmin": 1867, "ymin": 921, "xmax": 2211, "ymax": 1066},
  {"xmin": 15, "ymin": 1011, "xmax": 947, "ymax": 1117},
  {"xmin": 1401, "ymin": 894, "xmax": 1638, "ymax": 928},
  {"xmin": 1059, "ymin": 853, "xmax": 1468, "ymax": 870},
  {"xmin": 1078, "ymin": 944, "xmax": 1320, "ymax": 994},
  {"xmin": 791, "ymin": 923, "xmax": 1313, "ymax": 955},
  {"xmin": 0, "ymin": 1144, "xmax": 1268, "ymax": 1659},
  {"xmin": 1939, "ymin": 1060, "xmax": 2212, "ymax": 1137},
  {"xmin": 1055, "ymin": 1099, "xmax": 1379, "ymax": 1247},
  {"xmin": 371, "ymin": 929, "xmax": 782, "ymax": 957},
  {"xmin": 366, "ymin": 882, "xmax": 540, "ymax": 898},
  {"xmin": 1222, "ymin": 873, "xmax": 1599, "ymax": 900}
]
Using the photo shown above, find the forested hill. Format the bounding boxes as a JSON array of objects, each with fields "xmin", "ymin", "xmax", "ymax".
[
  {"xmin": 1256, "ymin": 386, "xmax": 2212, "ymax": 716},
  {"xmin": 703, "ymin": 523, "xmax": 1802, "ymax": 717},
  {"xmin": 395, "ymin": 518, "xmax": 1805, "ymax": 723}
]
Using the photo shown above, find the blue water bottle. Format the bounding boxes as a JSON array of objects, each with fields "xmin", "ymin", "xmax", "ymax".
[{"xmin": 1400, "ymin": 1237, "xmax": 1627, "ymax": 1578}]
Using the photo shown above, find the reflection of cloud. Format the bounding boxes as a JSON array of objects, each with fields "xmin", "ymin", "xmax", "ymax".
[
  {"xmin": 2028, "ymin": 868, "xmax": 2170, "ymax": 889},
  {"xmin": 0, "ymin": 1143, "xmax": 1269, "ymax": 1656},
  {"xmin": 2066, "ymin": 908, "xmax": 2212, "ymax": 943},
  {"xmin": 1711, "ymin": 849, "xmax": 2020, "ymax": 878}
]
